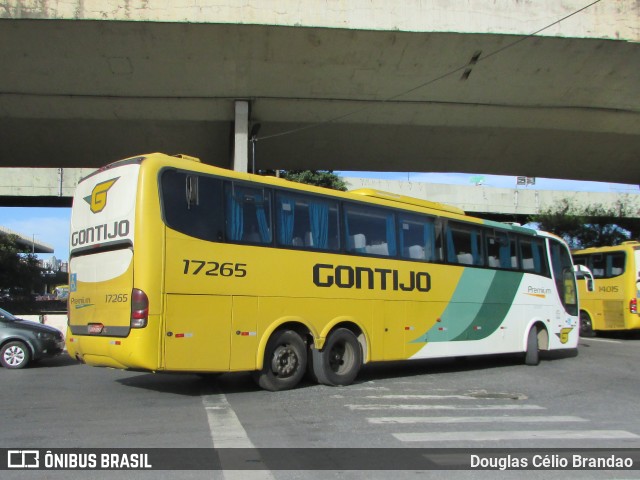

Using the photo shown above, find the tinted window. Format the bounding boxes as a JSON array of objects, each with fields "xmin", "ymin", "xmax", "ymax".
[
  {"xmin": 161, "ymin": 170, "xmax": 224, "ymax": 242},
  {"xmin": 398, "ymin": 213, "xmax": 442, "ymax": 262},
  {"xmin": 224, "ymin": 183, "xmax": 272, "ymax": 245},
  {"xmin": 344, "ymin": 204, "xmax": 397, "ymax": 257},
  {"xmin": 590, "ymin": 252, "xmax": 626, "ymax": 279},
  {"xmin": 486, "ymin": 231, "xmax": 517, "ymax": 269},
  {"xmin": 275, "ymin": 192, "xmax": 339, "ymax": 251},
  {"xmin": 519, "ymin": 237, "xmax": 549, "ymax": 276},
  {"xmin": 549, "ymin": 239, "xmax": 578, "ymax": 315},
  {"xmin": 445, "ymin": 222, "xmax": 484, "ymax": 266}
]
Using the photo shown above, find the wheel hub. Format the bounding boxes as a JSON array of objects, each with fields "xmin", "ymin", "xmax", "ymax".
[
  {"xmin": 4, "ymin": 346, "xmax": 25, "ymax": 367},
  {"xmin": 272, "ymin": 345, "xmax": 298, "ymax": 377}
]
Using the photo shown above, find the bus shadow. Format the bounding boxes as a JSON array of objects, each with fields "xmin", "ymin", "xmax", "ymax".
[
  {"xmin": 115, "ymin": 350, "xmax": 577, "ymax": 396},
  {"xmin": 356, "ymin": 352, "xmax": 543, "ymax": 383},
  {"xmin": 592, "ymin": 331, "xmax": 640, "ymax": 341}
]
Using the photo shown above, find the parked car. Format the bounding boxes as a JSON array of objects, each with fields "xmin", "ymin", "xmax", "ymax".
[{"xmin": 0, "ymin": 307, "xmax": 65, "ymax": 369}]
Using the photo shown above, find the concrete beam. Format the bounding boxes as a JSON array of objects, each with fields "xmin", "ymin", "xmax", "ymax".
[
  {"xmin": 1, "ymin": 168, "xmax": 638, "ymax": 220},
  {"xmin": 0, "ymin": 1, "xmax": 638, "ymax": 183},
  {"xmin": 343, "ymin": 177, "xmax": 640, "ymax": 218},
  {"xmin": 0, "ymin": 225, "xmax": 54, "ymax": 253},
  {"xmin": 0, "ymin": 167, "xmax": 93, "ymax": 198},
  {"xmin": 1, "ymin": 0, "xmax": 637, "ymax": 41}
]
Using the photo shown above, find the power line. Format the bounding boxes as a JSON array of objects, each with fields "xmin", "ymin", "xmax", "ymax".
[{"xmin": 257, "ymin": 0, "xmax": 603, "ymax": 142}]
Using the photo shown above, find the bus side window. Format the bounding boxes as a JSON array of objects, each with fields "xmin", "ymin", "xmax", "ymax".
[
  {"xmin": 486, "ymin": 231, "xmax": 517, "ymax": 269},
  {"xmin": 398, "ymin": 213, "xmax": 441, "ymax": 262},
  {"xmin": 519, "ymin": 237, "xmax": 549, "ymax": 277},
  {"xmin": 225, "ymin": 183, "xmax": 272, "ymax": 245},
  {"xmin": 607, "ymin": 253, "xmax": 626, "ymax": 278},
  {"xmin": 160, "ymin": 170, "xmax": 224, "ymax": 242},
  {"xmin": 275, "ymin": 191, "xmax": 339, "ymax": 251},
  {"xmin": 445, "ymin": 222, "xmax": 484, "ymax": 266},
  {"xmin": 344, "ymin": 204, "xmax": 397, "ymax": 257}
]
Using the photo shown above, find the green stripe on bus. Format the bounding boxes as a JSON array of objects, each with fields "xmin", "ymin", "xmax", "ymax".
[
  {"xmin": 412, "ymin": 269, "xmax": 523, "ymax": 343},
  {"xmin": 413, "ymin": 269, "xmax": 495, "ymax": 343},
  {"xmin": 455, "ymin": 270, "xmax": 524, "ymax": 341}
]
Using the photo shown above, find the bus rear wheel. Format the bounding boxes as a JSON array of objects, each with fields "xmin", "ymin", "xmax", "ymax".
[
  {"xmin": 312, "ymin": 328, "xmax": 362, "ymax": 386},
  {"xmin": 254, "ymin": 330, "xmax": 307, "ymax": 392}
]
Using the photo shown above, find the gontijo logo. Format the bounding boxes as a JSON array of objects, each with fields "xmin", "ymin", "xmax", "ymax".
[{"xmin": 84, "ymin": 178, "xmax": 119, "ymax": 213}]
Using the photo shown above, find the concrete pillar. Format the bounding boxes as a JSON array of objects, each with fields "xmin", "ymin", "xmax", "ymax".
[{"xmin": 233, "ymin": 100, "xmax": 249, "ymax": 172}]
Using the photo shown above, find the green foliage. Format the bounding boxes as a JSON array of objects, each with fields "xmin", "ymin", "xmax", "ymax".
[
  {"xmin": 261, "ymin": 170, "xmax": 348, "ymax": 191},
  {"xmin": 530, "ymin": 196, "xmax": 639, "ymax": 249},
  {"xmin": 0, "ymin": 234, "xmax": 42, "ymax": 293}
]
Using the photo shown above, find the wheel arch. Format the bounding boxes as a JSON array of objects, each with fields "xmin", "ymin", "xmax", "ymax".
[
  {"xmin": 524, "ymin": 321, "xmax": 549, "ymax": 352},
  {"xmin": 255, "ymin": 317, "xmax": 315, "ymax": 371},
  {"xmin": 318, "ymin": 318, "xmax": 370, "ymax": 364},
  {"xmin": 0, "ymin": 336, "xmax": 36, "ymax": 357}
]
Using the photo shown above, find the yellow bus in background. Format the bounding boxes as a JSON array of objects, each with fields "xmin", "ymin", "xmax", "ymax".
[
  {"xmin": 66, "ymin": 153, "xmax": 580, "ymax": 391},
  {"xmin": 572, "ymin": 242, "xmax": 640, "ymax": 336}
]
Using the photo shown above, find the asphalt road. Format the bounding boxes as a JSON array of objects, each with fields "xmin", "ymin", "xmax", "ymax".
[{"xmin": 2, "ymin": 332, "xmax": 640, "ymax": 480}]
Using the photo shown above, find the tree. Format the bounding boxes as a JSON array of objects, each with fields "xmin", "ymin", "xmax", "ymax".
[
  {"xmin": 0, "ymin": 234, "xmax": 42, "ymax": 295},
  {"xmin": 261, "ymin": 170, "xmax": 348, "ymax": 191},
  {"xmin": 530, "ymin": 196, "xmax": 640, "ymax": 249}
]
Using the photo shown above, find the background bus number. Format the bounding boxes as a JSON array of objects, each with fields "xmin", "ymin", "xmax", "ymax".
[{"xmin": 182, "ymin": 260, "xmax": 247, "ymax": 278}]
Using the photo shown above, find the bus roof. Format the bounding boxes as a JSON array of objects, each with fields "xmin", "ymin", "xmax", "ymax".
[
  {"xmin": 572, "ymin": 241, "xmax": 640, "ymax": 255},
  {"xmin": 348, "ymin": 188, "xmax": 465, "ymax": 215}
]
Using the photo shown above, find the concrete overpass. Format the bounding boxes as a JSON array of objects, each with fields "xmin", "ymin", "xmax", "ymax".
[
  {"xmin": 0, "ymin": 225, "xmax": 54, "ymax": 253},
  {"xmin": 1, "ymin": 0, "xmax": 639, "ymax": 185},
  {"xmin": 1, "ymin": 167, "xmax": 637, "ymax": 223}
]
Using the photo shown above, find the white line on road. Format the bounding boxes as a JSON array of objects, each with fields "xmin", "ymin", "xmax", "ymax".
[
  {"xmin": 369, "ymin": 415, "xmax": 587, "ymax": 424},
  {"xmin": 202, "ymin": 388, "xmax": 275, "ymax": 480},
  {"xmin": 581, "ymin": 337, "xmax": 622, "ymax": 344},
  {"xmin": 347, "ymin": 404, "xmax": 545, "ymax": 411},
  {"xmin": 362, "ymin": 395, "xmax": 480, "ymax": 400},
  {"xmin": 394, "ymin": 430, "xmax": 640, "ymax": 442}
]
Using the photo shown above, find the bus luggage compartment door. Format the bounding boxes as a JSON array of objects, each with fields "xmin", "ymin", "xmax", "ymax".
[{"xmin": 164, "ymin": 294, "xmax": 232, "ymax": 372}]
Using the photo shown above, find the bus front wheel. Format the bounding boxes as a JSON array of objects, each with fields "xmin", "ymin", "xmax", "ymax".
[
  {"xmin": 311, "ymin": 328, "xmax": 363, "ymax": 386},
  {"xmin": 524, "ymin": 327, "xmax": 540, "ymax": 366},
  {"xmin": 254, "ymin": 330, "xmax": 307, "ymax": 392}
]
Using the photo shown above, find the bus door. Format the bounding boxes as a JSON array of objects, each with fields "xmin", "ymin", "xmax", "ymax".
[
  {"xmin": 549, "ymin": 239, "xmax": 578, "ymax": 317},
  {"xmin": 163, "ymin": 294, "xmax": 232, "ymax": 372}
]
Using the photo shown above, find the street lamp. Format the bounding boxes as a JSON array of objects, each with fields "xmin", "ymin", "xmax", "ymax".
[{"xmin": 250, "ymin": 123, "xmax": 261, "ymax": 174}]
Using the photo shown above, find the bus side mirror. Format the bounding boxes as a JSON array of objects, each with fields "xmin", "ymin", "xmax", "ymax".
[{"xmin": 573, "ymin": 265, "xmax": 595, "ymax": 292}]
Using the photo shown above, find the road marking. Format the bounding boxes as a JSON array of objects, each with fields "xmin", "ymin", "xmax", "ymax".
[
  {"xmin": 362, "ymin": 395, "xmax": 480, "ymax": 400},
  {"xmin": 347, "ymin": 404, "xmax": 545, "ymax": 411},
  {"xmin": 582, "ymin": 337, "xmax": 622, "ymax": 344},
  {"xmin": 202, "ymin": 388, "xmax": 275, "ymax": 480},
  {"xmin": 369, "ymin": 415, "xmax": 587, "ymax": 424},
  {"xmin": 394, "ymin": 430, "xmax": 640, "ymax": 442}
]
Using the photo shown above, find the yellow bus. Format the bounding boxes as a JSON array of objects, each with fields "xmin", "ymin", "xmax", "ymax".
[
  {"xmin": 66, "ymin": 153, "xmax": 580, "ymax": 391},
  {"xmin": 572, "ymin": 242, "xmax": 640, "ymax": 336}
]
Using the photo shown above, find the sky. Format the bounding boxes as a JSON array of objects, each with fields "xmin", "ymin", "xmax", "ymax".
[{"xmin": 0, "ymin": 171, "xmax": 637, "ymax": 263}]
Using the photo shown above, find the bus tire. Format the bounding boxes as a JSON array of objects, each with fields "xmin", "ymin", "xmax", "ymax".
[
  {"xmin": 254, "ymin": 330, "xmax": 307, "ymax": 392},
  {"xmin": 524, "ymin": 327, "xmax": 540, "ymax": 366},
  {"xmin": 579, "ymin": 311, "xmax": 595, "ymax": 337},
  {"xmin": 312, "ymin": 328, "xmax": 362, "ymax": 386}
]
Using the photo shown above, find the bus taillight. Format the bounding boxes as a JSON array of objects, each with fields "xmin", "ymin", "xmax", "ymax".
[
  {"xmin": 631, "ymin": 298, "xmax": 638, "ymax": 315},
  {"xmin": 131, "ymin": 288, "xmax": 149, "ymax": 328}
]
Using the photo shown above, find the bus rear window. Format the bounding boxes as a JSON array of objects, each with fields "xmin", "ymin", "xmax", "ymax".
[{"xmin": 589, "ymin": 252, "xmax": 626, "ymax": 279}]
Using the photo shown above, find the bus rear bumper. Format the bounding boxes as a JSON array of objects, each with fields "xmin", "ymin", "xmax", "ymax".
[{"xmin": 66, "ymin": 320, "xmax": 161, "ymax": 371}]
